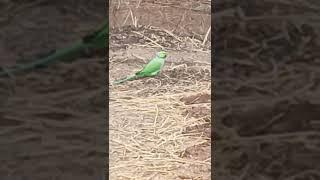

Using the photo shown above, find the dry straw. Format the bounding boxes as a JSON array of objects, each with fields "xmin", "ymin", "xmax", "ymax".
[
  {"xmin": 109, "ymin": 0, "xmax": 211, "ymax": 179},
  {"xmin": 109, "ymin": 45, "xmax": 211, "ymax": 179}
]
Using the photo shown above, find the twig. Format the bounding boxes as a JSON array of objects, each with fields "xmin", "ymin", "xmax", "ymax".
[
  {"xmin": 132, "ymin": 31, "xmax": 164, "ymax": 49},
  {"xmin": 202, "ymin": 26, "xmax": 211, "ymax": 46}
]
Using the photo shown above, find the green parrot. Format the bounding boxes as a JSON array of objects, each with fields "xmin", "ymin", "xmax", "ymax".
[
  {"xmin": 113, "ymin": 51, "xmax": 167, "ymax": 84},
  {"xmin": 0, "ymin": 20, "xmax": 108, "ymax": 76}
]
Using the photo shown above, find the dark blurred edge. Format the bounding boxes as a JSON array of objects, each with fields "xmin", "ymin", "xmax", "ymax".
[
  {"xmin": 0, "ymin": 1, "xmax": 108, "ymax": 179},
  {"xmin": 211, "ymin": 0, "xmax": 215, "ymax": 180},
  {"xmin": 213, "ymin": 1, "xmax": 319, "ymax": 180},
  {"xmin": 105, "ymin": 1, "xmax": 109, "ymax": 180}
]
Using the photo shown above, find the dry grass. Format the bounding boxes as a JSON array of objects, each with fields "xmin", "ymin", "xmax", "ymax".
[
  {"xmin": 109, "ymin": 0, "xmax": 211, "ymax": 41},
  {"xmin": 109, "ymin": 89, "xmax": 211, "ymax": 179},
  {"xmin": 108, "ymin": 0, "xmax": 211, "ymax": 179},
  {"xmin": 109, "ymin": 45, "xmax": 211, "ymax": 179},
  {"xmin": 109, "ymin": 26, "xmax": 211, "ymax": 180}
]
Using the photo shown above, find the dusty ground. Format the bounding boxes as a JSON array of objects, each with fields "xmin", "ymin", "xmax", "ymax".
[
  {"xmin": 109, "ymin": 0, "xmax": 210, "ymax": 39},
  {"xmin": 109, "ymin": 0, "xmax": 211, "ymax": 179},
  {"xmin": 109, "ymin": 46, "xmax": 211, "ymax": 179}
]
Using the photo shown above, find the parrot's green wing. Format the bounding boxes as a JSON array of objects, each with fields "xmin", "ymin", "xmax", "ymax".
[
  {"xmin": 136, "ymin": 56, "xmax": 164, "ymax": 77},
  {"xmin": 0, "ymin": 20, "xmax": 108, "ymax": 77}
]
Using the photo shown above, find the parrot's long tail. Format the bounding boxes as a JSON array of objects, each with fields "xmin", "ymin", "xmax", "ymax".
[{"xmin": 113, "ymin": 75, "xmax": 137, "ymax": 85}]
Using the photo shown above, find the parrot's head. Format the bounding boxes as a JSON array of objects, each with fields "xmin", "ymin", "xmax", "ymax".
[{"xmin": 156, "ymin": 51, "xmax": 167, "ymax": 58}]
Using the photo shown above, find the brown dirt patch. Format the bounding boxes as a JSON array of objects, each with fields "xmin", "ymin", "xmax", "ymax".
[
  {"xmin": 109, "ymin": 0, "xmax": 210, "ymax": 39},
  {"xmin": 180, "ymin": 93, "xmax": 211, "ymax": 105}
]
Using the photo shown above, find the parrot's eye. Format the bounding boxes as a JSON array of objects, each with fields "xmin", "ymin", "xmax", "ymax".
[{"xmin": 157, "ymin": 51, "xmax": 167, "ymax": 58}]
